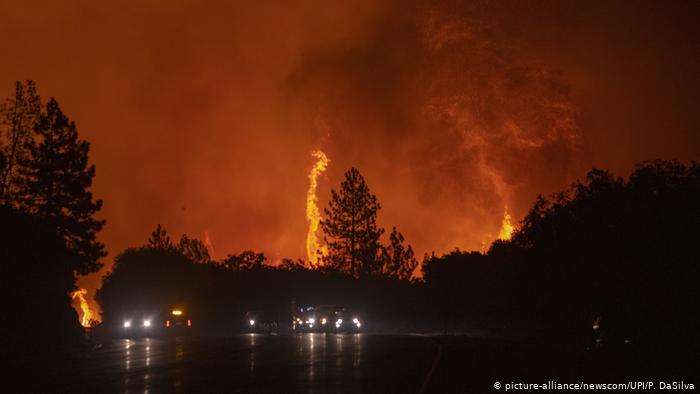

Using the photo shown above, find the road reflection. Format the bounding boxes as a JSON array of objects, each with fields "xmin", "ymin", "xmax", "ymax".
[
  {"xmin": 115, "ymin": 333, "xmax": 364, "ymax": 394},
  {"xmin": 249, "ymin": 333, "xmax": 256, "ymax": 375},
  {"xmin": 295, "ymin": 332, "xmax": 363, "ymax": 390},
  {"xmin": 120, "ymin": 337, "xmax": 157, "ymax": 394},
  {"xmin": 174, "ymin": 337, "xmax": 183, "ymax": 392},
  {"xmin": 353, "ymin": 333, "xmax": 361, "ymax": 368},
  {"xmin": 144, "ymin": 338, "xmax": 150, "ymax": 394}
]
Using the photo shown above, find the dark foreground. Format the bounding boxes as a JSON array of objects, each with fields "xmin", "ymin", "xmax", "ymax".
[{"xmin": 12, "ymin": 333, "xmax": 699, "ymax": 393}]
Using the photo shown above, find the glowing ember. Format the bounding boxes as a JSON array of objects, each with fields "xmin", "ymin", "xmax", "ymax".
[
  {"xmin": 306, "ymin": 150, "xmax": 330, "ymax": 267},
  {"xmin": 498, "ymin": 209, "xmax": 514, "ymax": 241},
  {"xmin": 71, "ymin": 288, "xmax": 94, "ymax": 327}
]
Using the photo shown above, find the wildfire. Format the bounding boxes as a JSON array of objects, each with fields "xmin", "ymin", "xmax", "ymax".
[
  {"xmin": 71, "ymin": 288, "xmax": 94, "ymax": 327},
  {"xmin": 498, "ymin": 209, "xmax": 514, "ymax": 241},
  {"xmin": 306, "ymin": 150, "xmax": 330, "ymax": 267}
]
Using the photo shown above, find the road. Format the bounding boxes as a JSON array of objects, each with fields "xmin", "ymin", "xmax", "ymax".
[
  {"xmin": 28, "ymin": 334, "xmax": 439, "ymax": 393},
  {"xmin": 14, "ymin": 333, "xmax": 697, "ymax": 393}
]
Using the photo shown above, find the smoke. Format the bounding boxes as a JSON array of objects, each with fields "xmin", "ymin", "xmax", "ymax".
[
  {"xmin": 1, "ymin": 0, "xmax": 698, "ymax": 298},
  {"xmin": 287, "ymin": 2, "xmax": 583, "ymax": 253}
]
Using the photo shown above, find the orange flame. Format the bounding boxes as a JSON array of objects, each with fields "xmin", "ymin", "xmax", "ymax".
[
  {"xmin": 498, "ymin": 209, "xmax": 514, "ymax": 241},
  {"xmin": 306, "ymin": 150, "xmax": 330, "ymax": 267},
  {"xmin": 71, "ymin": 288, "xmax": 94, "ymax": 327}
]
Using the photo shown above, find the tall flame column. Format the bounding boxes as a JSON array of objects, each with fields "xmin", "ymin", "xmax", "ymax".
[
  {"xmin": 71, "ymin": 288, "xmax": 94, "ymax": 327},
  {"xmin": 306, "ymin": 150, "xmax": 330, "ymax": 268}
]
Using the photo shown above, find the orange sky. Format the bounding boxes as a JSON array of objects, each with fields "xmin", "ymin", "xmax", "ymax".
[{"xmin": 2, "ymin": 1, "xmax": 699, "ymax": 315}]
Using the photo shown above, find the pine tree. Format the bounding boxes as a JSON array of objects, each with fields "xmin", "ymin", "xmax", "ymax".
[
  {"xmin": 24, "ymin": 98, "xmax": 105, "ymax": 274},
  {"xmin": 0, "ymin": 80, "xmax": 41, "ymax": 206},
  {"xmin": 320, "ymin": 167, "xmax": 384, "ymax": 278},
  {"xmin": 148, "ymin": 224, "xmax": 173, "ymax": 250},
  {"xmin": 177, "ymin": 234, "xmax": 211, "ymax": 263},
  {"xmin": 383, "ymin": 227, "xmax": 418, "ymax": 280}
]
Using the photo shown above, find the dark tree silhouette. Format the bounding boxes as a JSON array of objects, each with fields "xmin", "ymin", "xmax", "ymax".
[
  {"xmin": 148, "ymin": 224, "xmax": 173, "ymax": 250},
  {"xmin": 419, "ymin": 160, "xmax": 700, "ymax": 345},
  {"xmin": 321, "ymin": 167, "xmax": 384, "ymax": 278},
  {"xmin": 22, "ymin": 98, "xmax": 105, "ymax": 274},
  {"xmin": 177, "ymin": 234, "xmax": 211, "ymax": 264},
  {"xmin": 1, "ymin": 206, "xmax": 83, "ymax": 355},
  {"xmin": 97, "ymin": 232, "xmax": 421, "ymax": 333},
  {"xmin": 280, "ymin": 258, "xmax": 307, "ymax": 272},
  {"xmin": 382, "ymin": 227, "xmax": 417, "ymax": 280},
  {"xmin": 97, "ymin": 246, "xmax": 197, "ymax": 323},
  {"xmin": 223, "ymin": 250, "xmax": 267, "ymax": 270},
  {"xmin": 0, "ymin": 80, "xmax": 41, "ymax": 206}
]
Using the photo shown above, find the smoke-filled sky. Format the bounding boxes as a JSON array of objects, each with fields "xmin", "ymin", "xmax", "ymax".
[{"xmin": 2, "ymin": 0, "xmax": 699, "ymax": 308}]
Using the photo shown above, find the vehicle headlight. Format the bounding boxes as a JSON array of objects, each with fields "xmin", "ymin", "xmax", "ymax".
[
  {"xmin": 123, "ymin": 321, "xmax": 131, "ymax": 328},
  {"xmin": 352, "ymin": 318, "xmax": 359, "ymax": 324},
  {"xmin": 143, "ymin": 320, "xmax": 151, "ymax": 327},
  {"xmin": 249, "ymin": 319, "xmax": 255, "ymax": 326},
  {"xmin": 321, "ymin": 318, "xmax": 327, "ymax": 325},
  {"xmin": 336, "ymin": 318, "xmax": 343, "ymax": 325},
  {"xmin": 308, "ymin": 318, "xmax": 315, "ymax": 324}
]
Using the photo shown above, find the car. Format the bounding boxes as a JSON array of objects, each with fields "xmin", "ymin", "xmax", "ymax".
[
  {"xmin": 120, "ymin": 314, "xmax": 159, "ymax": 337},
  {"xmin": 292, "ymin": 305, "xmax": 363, "ymax": 333},
  {"xmin": 245, "ymin": 310, "xmax": 277, "ymax": 333},
  {"xmin": 292, "ymin": 305, "xmax": 316, "ymax": 332},
  {"xmin": 313, "ymin": 305, "xmax": 342, "ymax": 332},
  {"xmin": 165, "ymin": 308, "xmax": 193, "ymax": 335},
  {"xmin": 334, "ymin": 308, "xmax": 362, "ymax": 333}
]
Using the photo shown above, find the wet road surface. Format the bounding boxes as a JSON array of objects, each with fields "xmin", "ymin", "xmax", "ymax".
[
  {"xmin": 15, "ymin": 333, "xmax": 697, "ymax": 393},
  {"xmin": 34, "ymin": 334, "xmax": 438, "ymax": 393}
]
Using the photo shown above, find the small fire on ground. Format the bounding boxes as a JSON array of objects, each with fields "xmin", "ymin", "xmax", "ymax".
[
  {"xmin": 498, "ymin": 209, "xmax": 515, "ymax": 241},
  {"xmin": 71, "ymin": 288, "xmax": 97, "ymax": 327}
]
